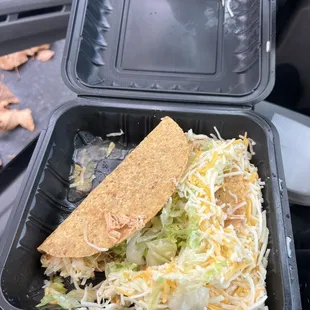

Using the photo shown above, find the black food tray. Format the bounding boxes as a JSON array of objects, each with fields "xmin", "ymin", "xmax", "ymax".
[
  {"xmin": 63, "ymin": 0, "xmax": 275, "ymax": 105},
  {"xmin": 0, "ymin": 99, "xmax": 301, "ymax": 309}
]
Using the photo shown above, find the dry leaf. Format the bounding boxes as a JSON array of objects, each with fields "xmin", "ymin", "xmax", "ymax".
[
  {"xmin": 0, "ymin": 108, "xmax": 35, "ymax": 132},
  {"xmin": 0, "ymin": 82, "xmax": 35, "ymax": 132},
  {"xmin": 25, "ymin": 44, "xmax": 50, "ymax": 57},
  {"xmin": 37, "ymin": 50, "xmax": 55, "ymax": 62},
  {"xmin": 0, "ymin": 82, "xmax": 20, "ymax": 108},
  {"xmin": 0, "ymin": 44, "xmax": 52, "ymax": 71},
  {"xmin": 0, "ymin": 51, "xmax": 28, "ymax": 71},
  {"xmin": 8, "ymin": 154, "xmax": 15, "ymax": 160}
]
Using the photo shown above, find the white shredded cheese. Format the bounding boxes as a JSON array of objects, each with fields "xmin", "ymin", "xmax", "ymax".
[
  {"xmin": 83, "ymin": 224, "xmax": 109, "ymax": 252},
  {"xmin": 106, "ymin": 129, "xmax": 124, "ymax": 137},
  {"xmin": 286, "ymin": 236, "xmax": 292, "ymax": 258},
  {"xmin": 226, "ymin": 0, "xmax": 234, "ymax": 17},
  {"xmin": 106, "ymin": 142, "xmax": 115, "ymax": 157}
]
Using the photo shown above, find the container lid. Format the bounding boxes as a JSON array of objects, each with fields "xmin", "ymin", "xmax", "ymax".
[{"xmin": 62, "ymin": 0, "xmax": 275, "ymax": 105}]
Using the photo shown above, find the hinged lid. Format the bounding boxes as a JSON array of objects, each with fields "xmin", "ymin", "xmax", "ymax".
[{"xmin": 62, "ymin": 0, "xmax": 275, "ymax": 105}]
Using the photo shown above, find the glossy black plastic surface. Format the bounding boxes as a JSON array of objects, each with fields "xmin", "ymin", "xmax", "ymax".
[
  {"xmin": 62, "ymin": 0, "xmax": 275, "ymax": 105},
  {"xmin": 0, "ymin": 99, "xmax": 301, "ymax": 309}
]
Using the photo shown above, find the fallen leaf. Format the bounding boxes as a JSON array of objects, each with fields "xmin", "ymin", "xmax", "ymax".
[
  {"xmin": 0, "ymin": 51, "xmax": 28, "ymax": 71},
  {"xmin": 0, "ymin": 82, "xmax": 20, "ymax": 108},
  {"xmin": 0, "ymin": 108, "xmax": 35, "ymax": 132},
  {"xmin": 0, "ymin": 44, "xmax": 52, "ymax": 71},
  {"xmin": 36, "ymin": 50, "xmax": 55, "ymax": 62},
  {"xmin": 7, "ymin": 154, "xmax": 15, "ymax": 160},
  {"xmin": 0, "ymin": 82, "xmax": 35, "ymax": 132},
  {"xmin": 25, "ymin": 44, "xmax": 50, "ymax": 57}
]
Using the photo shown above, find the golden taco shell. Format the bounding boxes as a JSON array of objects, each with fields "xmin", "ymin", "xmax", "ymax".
[{"xmin": 38, "ymin": 117, "xmax": 190, "ymax": 258}]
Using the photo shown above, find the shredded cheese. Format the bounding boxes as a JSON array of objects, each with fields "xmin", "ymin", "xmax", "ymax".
[
  {"xmin": 84, "ymin": 223, "xmax": 109, "ymax": 252},
  {"xmin": 106, "ymin": 129, "xmax": 124, "ymax": 137}
]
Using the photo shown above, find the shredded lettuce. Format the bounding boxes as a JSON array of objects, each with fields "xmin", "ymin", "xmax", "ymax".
[
  {"xmin": 105, "ymin": 261, "xmax": 138, "ymax": 276},
  {"xmin": 36, "ymin": 294, "xmax": 80, "ymax": 309},
  {"xmin": 111, "ymin": 241, "xmax": 127, "ymax": 259},
  {"xmin": 146, "ymin": 238, "xmax": 177, "ymax": 266},
  {"xmin": 204, "ymin": 261, "xmax": 228, "ymax": 283},
  {"xmin": 126, "ymin": 231, "xmax": 147, "ymax": 265},
  {"xmin": 125, "ymin": 201, "xmax": 188, "ymax": 267},
  {"xmin": 168, "ymin": 287, "xmax": 209, "ymax": 310},
  {"xmin": 147, "ymin": 278, "xmax": 165, "ymax": 309},
  {"xmin": 138, "ymin": 216, "xmax": 163, "ymax": 243},
  {"xmin": 45, "ymin": 276, "xmax": 67, "ymax": 295}
]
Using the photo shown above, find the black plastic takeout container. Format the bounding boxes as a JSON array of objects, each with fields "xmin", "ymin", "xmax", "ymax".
[{"xmin": 0, "ymin": 0, "xmax": 301, "ymax": 309}]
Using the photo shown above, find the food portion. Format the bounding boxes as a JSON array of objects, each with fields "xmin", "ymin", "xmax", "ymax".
[
  {"xmin": 38, "ymin": 116, "xmax": 190, "ymax": 258},
  {"xmin": 38, "ymin": 121, "xmax": 269, "ymax": 310}
]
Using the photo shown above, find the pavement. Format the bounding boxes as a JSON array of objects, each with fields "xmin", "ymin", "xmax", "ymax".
[{"xmin": 0, "ymin": 39, "xmax": 75, "ymax": 167}]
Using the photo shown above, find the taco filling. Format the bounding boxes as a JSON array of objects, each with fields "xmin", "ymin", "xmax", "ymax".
[{"xmin": 38, "ymin": 122, "xmax": 268, "ymax": 310}]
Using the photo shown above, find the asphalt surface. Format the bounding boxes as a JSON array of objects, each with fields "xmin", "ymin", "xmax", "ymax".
[{"xmin": 0, "ymin": 40, "xmax": 75, "ymax": 167}]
